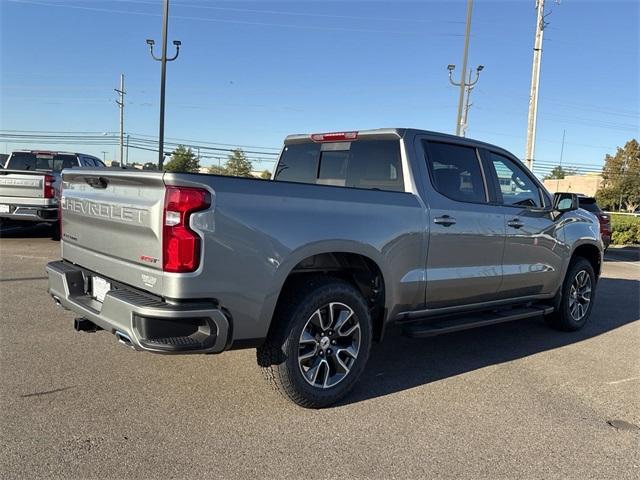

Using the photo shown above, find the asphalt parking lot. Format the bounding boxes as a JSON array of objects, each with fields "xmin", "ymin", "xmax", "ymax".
[{"xmin": 1, "ymin": 225, "xmax": 638, "ymax": 479}]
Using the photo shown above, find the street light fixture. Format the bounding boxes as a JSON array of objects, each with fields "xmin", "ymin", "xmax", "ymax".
[{"xmin": 448, "ymin": 63, "xmax": 485, "ymax": 137}]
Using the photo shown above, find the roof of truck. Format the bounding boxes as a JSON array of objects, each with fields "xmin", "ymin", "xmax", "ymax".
[{"xmin": 284, "ymin": 128, "xmax": 513, "ymax": 154}]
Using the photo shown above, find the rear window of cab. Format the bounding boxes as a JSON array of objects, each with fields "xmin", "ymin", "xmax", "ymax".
[
  {"xmin": 8, "ymin": 152, "xmax": 78, "ymax": 172},
  {"xmin": 274, "ymin": 140, "xmax": 404, "ymax": 192}
]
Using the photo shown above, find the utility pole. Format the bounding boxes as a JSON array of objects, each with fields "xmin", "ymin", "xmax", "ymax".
[
  {"xmin": 452, "ymin": 0, "xmax": 474, "ymax": 136},
  {"xmin": 449, "ymin": 64, "xmax": 484, "ymax": 136},
  {"xmin": 525, "ymin": 0, "xmax": 554, "ymax": 171},
  {"xmin": 461, "ymin": 70, "xmax": 476, "ymax": 137},
  {"xmin": 146, "ymin": 0, "xmax": 181, "ymax": 170},
  {"xmin": 556, "ymin": 129, "xmax": 566, "ymax": 192},
  {"xmin": 115, "ymin": 73, "xmax": 126, "ymax": 166},
  {"xmin": 101, "ymin": 151, "xmax": 108, "ymax": 163}
]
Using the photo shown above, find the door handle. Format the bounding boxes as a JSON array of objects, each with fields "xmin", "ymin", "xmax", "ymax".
[
  {"xmin": 507, "ymin": 218, "xmax": 524, "ymax": 229},
  {"xmin": 434, "ymin": 215, "xmax": 456, "ymax": 227}
]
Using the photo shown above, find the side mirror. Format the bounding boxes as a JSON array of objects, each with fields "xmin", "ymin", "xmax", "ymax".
[{"xmin": 553, "ymin": 192, "xmax": 578, "ymax": 212}]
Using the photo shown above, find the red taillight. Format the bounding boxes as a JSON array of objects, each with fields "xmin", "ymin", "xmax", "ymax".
[
  {"xmin": 43, "ymin": 174, "xmax": 55, "ymax": 199},
  {"xmin": 310, "ymin": 131, "xmax": 358, "ymax": 142},
  {"xmin": 598, "ymin": 213, "xmax": 611, "ymax": 234},
  {"xmin": 162, "ymin": 186, "xmax": 211, "ymax": 273}
]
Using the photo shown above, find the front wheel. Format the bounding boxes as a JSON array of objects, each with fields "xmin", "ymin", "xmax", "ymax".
[
  {"xmin": 257, "ymin": 277, "xmax": 372, "ymax": 408},
  {"xmin": 545, "ymin": 257, "xmax": 596, "ymax": 331}
]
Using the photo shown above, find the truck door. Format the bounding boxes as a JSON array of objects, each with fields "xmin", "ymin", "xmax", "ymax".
[
  {"xmin": 481, "ymin": 150, "xmax": 563, "ymax": 298},
  {"xmin": 418, "ymin": 138, "xmax": 506, "ymax": 308}
]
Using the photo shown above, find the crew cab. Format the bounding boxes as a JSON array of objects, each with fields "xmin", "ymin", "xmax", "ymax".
[
  {"xmin": 0, "ymin": 150, "xmax": 105, "ymax": 233},
  {"xmin": 46, "ymin": 129, "xmax": 603, "ymax": 407}
]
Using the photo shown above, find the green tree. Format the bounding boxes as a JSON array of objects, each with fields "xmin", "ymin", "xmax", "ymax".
[
  {"xmin": 260, "ymin": 169, "xmax": 272, "ymax": 179},
  {"xmin": 163, "ymin": 145, "xmax": 200, "ymax": 173},
  {"xmin": 142, "ymin": 162, "xmax": 158, "ymax": 171},
  {"xmin": 224, "ymin": 149, "xmax": 253, "ymax": 177},
  {"xmin": 543, "ymin": 165, "xmax": 576, "ymax": 181},
  {"xmin": 596, "ymin": 139, "xmax": 640, "ymax": 211},
  {"xmin": 208, "ymin": 164, "xmax": 227, "ymax": 176}
]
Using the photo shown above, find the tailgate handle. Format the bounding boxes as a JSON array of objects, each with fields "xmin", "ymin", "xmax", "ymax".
[{"xmin": 84, "ymin": 176, "xmax": 109, "ymax": 189}]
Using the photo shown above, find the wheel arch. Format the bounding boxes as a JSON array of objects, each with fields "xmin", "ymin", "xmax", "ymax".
[
  {"xmin": 259, "ymin": 242, "xmax": 391, "ymax": 342},
  {"xmin": 570, "ymin": 241, "xmax": 602, "ymax": 279}
]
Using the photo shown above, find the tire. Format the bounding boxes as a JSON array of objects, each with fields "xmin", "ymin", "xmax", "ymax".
[
  {"xmin": 545, "ymin": 257, "xmax": 596, "ymax": 331},
  {"xmin": 257, "ymin": 276, "xmax": 372, "ymax": 408},
  {"xmin": 50, "ymin": 222, "xmax": 61, "ymax": 241}
]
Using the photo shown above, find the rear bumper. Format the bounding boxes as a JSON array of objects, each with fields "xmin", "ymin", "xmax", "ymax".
[
  {"xmin": 0, "ymin": 204, "xmax": 58, "ymax": 222},
  {"xmin": 46, "ymin": 260, "xmax": 230, "ymax": 354}
]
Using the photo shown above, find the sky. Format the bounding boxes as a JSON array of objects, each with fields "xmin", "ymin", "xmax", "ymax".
[{"xmin": 1, "ymin": 0, "xmax": 638, "ymax": 177}]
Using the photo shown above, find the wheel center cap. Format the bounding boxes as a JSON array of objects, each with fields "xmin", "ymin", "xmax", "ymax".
[{"xmin": 319, "ymin": 336, "xmax": 330, "ymax": 350}]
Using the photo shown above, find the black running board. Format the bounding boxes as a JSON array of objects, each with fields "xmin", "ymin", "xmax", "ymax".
[{"xmin": 402, "ymin": 305, "xmax": 554, "ymax": 339}]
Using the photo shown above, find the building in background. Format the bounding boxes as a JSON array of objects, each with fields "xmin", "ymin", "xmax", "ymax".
[{"xmin": 543, "ymin": 173, "xmax": 603, "ymax": 197}]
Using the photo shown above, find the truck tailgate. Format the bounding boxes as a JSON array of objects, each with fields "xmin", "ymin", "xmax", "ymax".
[
  {"xmin": 0, "ymin": 170, "xmax": 47, "ymax": 199},
  {"xmin": 61, "ymin": 169, "xmax": 167, "ymax": 295}
]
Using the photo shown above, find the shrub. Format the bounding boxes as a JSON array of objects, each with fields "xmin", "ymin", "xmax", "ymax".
[{"xmin": 610, "ymin": 214, "xmax": 640, "ymax": 245}]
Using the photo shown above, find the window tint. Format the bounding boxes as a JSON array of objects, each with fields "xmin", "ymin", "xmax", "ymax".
[
  {"xmin": 489, "ymin": 152, "xmax": 541, "ymax": 208},
  {"xmin": 95, "ymin": 159, "xmax": 106, "ymax": 167},
  {"xmin": 8, "ymin": 152, "xmax": 77, "ymax": 172},
  {"xmin": 424, "ymin": 141, "xmax": 486, "ymax": 203},
  {"xmin": 275, "ymin": 143, "xmax": 320, "ymax": 184},
  {"xmin": 578, "ymin": 197, "xmax": 601, "ymax": 213},
  {"xmin": 53, "ymin": 156, "xmax": 78, "ymax": 171},
  {"xmin": 346, "ymin": 140, "xmax": 403, "ymax": 191},
  {"xmin": 274, "ymin": 140, "xmax": 404, "ymax": 192},
  {"xmin": 318, "ymin": 151, "xmax": 348, "ymax": 186},
  {"xmin": 81, "ymin": 157, "xmax": 96, "ymax": 167}
]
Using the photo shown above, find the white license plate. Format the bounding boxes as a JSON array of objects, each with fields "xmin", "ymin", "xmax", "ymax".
[
  {"xmin": 0, "ymin": 204, "xmax": 10, "ymax": 213},
  {"xmin": 92, "ymin": 276, "xmax": 111, "ymax": 303}
]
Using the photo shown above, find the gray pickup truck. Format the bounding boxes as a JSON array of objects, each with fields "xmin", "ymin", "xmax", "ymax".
[
  {"xmin": 46, "ymin": 129, "xmax": 603, "ymax": 407},
  {"xmin": 0, "ymin": 150, "xmax": 105, "ymax": 234}
]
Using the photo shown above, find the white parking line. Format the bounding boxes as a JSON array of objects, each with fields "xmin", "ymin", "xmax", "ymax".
[{"xmin": 607, "ymin": 376, "xmax": 640, "ymax": 385}]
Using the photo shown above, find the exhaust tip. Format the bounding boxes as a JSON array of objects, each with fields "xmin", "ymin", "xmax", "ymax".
[{"xmin": 115, "ymin": 331, "xmax": 134, "ymax": 349}]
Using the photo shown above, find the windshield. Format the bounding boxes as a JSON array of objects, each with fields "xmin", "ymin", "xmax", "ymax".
[{"xmin": 8, "ymin": 152, "xmax": 78, "ymax": 172}]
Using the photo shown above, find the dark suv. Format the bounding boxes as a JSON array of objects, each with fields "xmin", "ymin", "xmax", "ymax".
[{"xmin": 578, "ymin": 196, "xmax": 611, "ymax": 249}]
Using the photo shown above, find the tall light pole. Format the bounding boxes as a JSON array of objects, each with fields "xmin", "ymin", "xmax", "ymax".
[
  {"xmin": 524, "ymin": 0, "xmax": 557, "ymax": 171},
  {"xmin": 448, "ymin": 64, "xmax": 484, "ymax": 137},
  {"xmin": 451, "ymin": 0, "xmax": 474, "ymax": 136},
  {"xmin": 115, "ymin": 73, "xmax": 126, "ymax": 166},
  {"xmin": 147, "ymin": 0, "xmax": 181, "ymax": 170}
]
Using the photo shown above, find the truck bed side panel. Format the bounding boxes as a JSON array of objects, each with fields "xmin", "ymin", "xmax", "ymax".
[{"xmin": 164, "ymin": 173, "xmax": 427, "ymax": 341}]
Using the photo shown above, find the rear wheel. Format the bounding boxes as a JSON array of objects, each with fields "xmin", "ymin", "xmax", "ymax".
[
  {"xmin": 257, "ymin": 277, "xmax": 372, "ymax": 408},
  {"xmin": 545, "ymin": 257, "xmax": 596, "ymax": 331},
  {"xmin": 50, "ymin": 222, "xmax": 60, "ymax": 240}
]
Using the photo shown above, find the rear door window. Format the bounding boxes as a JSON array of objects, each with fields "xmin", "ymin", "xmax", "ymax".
[
  {"xmin": 81, "ymin": 156, "xmax": 96, "ymax": 167},
  {"xmin": 274, "ymin": 139, "xmax": 404, "ymax": 192},
  {"xmin": 423, "ymin": 141, "xmax": 487, "ymax": 203}
]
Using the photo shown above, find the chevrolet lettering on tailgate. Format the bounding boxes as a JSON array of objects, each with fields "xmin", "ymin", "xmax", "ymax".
[{"xmin": 61, "ymin": 197, "xmax": 147, "ymax": 224}]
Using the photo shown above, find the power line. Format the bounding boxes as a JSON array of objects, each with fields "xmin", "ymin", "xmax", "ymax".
[{"xmin": 8, "ymin": 0, "xmax": 464, "ymax": 36}]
